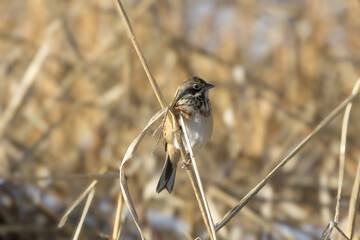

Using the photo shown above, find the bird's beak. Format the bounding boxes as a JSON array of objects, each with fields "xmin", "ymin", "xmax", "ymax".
[{"xmin": 204, "ymin": 83, "xmax": 215, "ymax": 89}]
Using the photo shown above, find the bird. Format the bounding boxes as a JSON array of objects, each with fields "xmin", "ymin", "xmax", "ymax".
[{"xmin": 156, "ymin": 76, "xmax": 214, "ymax": 194}]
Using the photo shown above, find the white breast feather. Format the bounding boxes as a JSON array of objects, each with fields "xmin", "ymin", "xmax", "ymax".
[{"xmin": 174, "ymin": 114, "xmax": 212, "ymax": 152}]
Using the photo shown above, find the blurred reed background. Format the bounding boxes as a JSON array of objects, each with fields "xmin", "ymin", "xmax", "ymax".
[{"xmin": 0, "ymin": 0, "xmax": 360, "ymax": 239}]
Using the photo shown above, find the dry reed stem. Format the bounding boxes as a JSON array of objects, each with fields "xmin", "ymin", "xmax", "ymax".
[
  {"xmin": 0, "ymin": 172, "xmax": 119, "ymax": 182},
  {"xmin": 113, "ymin": 0, "xmax": 167, "ymax": 108},
  {"xmin": 0, "ymin": 225, "xmax": 67, "ymax": 235},
  {"xmin": 58, "ymin": 167, "xmax": 108, "ymax": 228},
  {"xmin": 322, "ymin": 223, "xmax": 350, "ymax": 240},
  {"xmin": 323, "ymin": 79, "xmax": 360, "ymax": 240},
  {"xmin": 334, "ymin": 225, "xmax": 350, "ymax": 240},
  {"xmin": 347, "ymin": 160, "xmax": 360, "ymax": 239},
  {"xmin": 179, "ymin": 114, "xmax": 217, "ymax": 239},
  {"xmin": 344, "ymin": 79, "xmax": 360, "ymax": 238},
  {"xmin": 0, "ymin": 20, "xmax": 59, "ymax": 138},
  {"xmin": 322, "ymin": 222, "xmax": 334, "ymax": 240},
  {"xmin": 208, "ymin": 185, "xmax": 295, "ymax": 240},
  {"xmin": 112, "ymin": 192, "xmax": 123, "ymax": 240},
  {"xmin": 169, "ymin": 109, "xmax": 216, "ymax": 239},
  {"xmin": 213, "ymin": 86, "xmax": 360, "ymax": 234},
  {"xmin": 73, "ymin": 188, "xmax": 95, "ymax": 240},
  {"xmin": 58, "ymin": 180, "xmax": 99, "ymax": 228},
  {"xmin": 114, "ymin": 0, "xmax": 217, "ymax": 239},
  {"xmin": 334, "ymin": 81, "xmax": 360, "ymax": 223}
]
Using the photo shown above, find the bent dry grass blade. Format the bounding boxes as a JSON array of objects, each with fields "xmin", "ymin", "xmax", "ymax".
[{"xmin": 119, "ymin": 107, "xmax": 168, "ymax": 240}]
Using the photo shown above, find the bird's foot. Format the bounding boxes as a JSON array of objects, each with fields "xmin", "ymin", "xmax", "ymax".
[
  {"xmin": 176, "ymin": 127, "xmax": 182, "ymax": 138},
  {"xmin": 181, "ymin": 153, "xmax": 192, "ymax": 168}
]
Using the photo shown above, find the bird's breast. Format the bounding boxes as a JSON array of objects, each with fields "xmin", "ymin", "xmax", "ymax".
[{"xmin": 174, "ymin": 113, "xmax": 213, "ymax": 152}]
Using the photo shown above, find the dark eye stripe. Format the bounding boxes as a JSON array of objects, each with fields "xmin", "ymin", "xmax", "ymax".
[{"xmin": 187, "ymin": 87, "xmax": 197, "ymax": 95}]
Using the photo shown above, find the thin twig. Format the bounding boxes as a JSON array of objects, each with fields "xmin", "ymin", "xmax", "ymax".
[
  {"xmin": 213, "ymin": 89, "xmax": 360, "ymax": 233},
  {"xmin": 112, "ymin": 192, "xmax": 124, "ymax": 240},
  {"xmin": 113, "ymin": 0, "xmax": 167, "ymax": 108},
  {"xmin": 334, "ymin": 225, "xmax": 350, "ymax": 240},
  {"xmin": 73, "ymin": 188, "xmax": 95, "ymax": 240},
  {"xmin": 179, "ymin": 114, "xmax": 217, "ymax": 239},
  {"xmin": 207, "ymin": 185, "xmax": 296, "ymax": 240},
  {"xmin": 333, "ymin": 81, "xmax": 360, "ymax": 224},
  {"xmin": 58, "ymin": 167, "xmax": 109, "ymax": 228},
  {"xmin": 58, "ymin": 180, "xmax": 99, "ymax": 228},
  {"xmin": 1, "ymin": 172, "xmax": 119, "ymax": 182},
  {"xmin": 170, "ymin": 109, "xmax": 216, "ymax": 238},
  {"xmin": 322, "ymin": 79, "xmax": 360, "ymax": 240},
  {"xmin": 344, "ymin": 79, "xmax": 360, "ymax": 238},
  {"xmin": 0, "ymin": 225, "xmax": 66, "ymax": 234},
  {"xmin": 322, "ymin": 222, "xmax": 334, "ymax": 240},
  {"xmin": 346, "ymin": 160, "xmax": 360, "ymax": 239}
]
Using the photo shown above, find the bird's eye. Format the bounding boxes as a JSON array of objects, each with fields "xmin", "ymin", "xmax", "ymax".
[{"xmin": 193, "ymin": 84, "xmax": 200, "ymax": 90}]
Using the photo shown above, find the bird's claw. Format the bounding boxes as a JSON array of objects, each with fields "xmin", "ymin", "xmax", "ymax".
[
  {"xmin": 176, "ymin": 127, "xmax": 182, "ymax": 138},
  {"xmin": 181, "ymin": 153, "xmax": 191, "ymax": 168}
]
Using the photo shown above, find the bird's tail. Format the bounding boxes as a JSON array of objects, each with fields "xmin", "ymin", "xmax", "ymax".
[{"xmin": 156, "ymin": 155, "xmax": 177, "ymax": 193}]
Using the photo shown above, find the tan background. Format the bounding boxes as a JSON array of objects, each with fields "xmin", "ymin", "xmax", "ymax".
[{"xmin": 0, "ymin": 0, "xmax": 360, "ymax": 239}]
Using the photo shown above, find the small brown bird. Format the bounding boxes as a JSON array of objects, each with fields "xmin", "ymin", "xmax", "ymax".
[{"xmin": 156, "ymin": 76, "xmax": 214, "ymax": 193}]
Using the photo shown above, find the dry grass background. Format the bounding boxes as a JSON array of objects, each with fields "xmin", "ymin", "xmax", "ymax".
[{"xmin": 1, "ymin": 0, "xmax": 360, "ymax": 239}]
